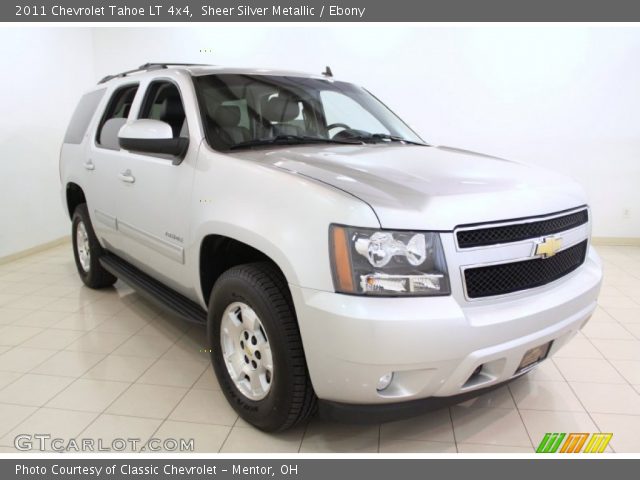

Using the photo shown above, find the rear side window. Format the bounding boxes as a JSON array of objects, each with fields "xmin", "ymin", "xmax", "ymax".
[
  {"xmin": 96, "ymin": 84, "xmax": 139, "ymax": 150},
  {"xmin": 64, "ymin": 89, "xmax": 105, "ymax": 144}
]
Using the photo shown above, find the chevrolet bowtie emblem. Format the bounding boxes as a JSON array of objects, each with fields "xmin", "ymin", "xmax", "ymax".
[{"xmin": 535, "ymin": 236, "xmax": 563, "ymax": 258}]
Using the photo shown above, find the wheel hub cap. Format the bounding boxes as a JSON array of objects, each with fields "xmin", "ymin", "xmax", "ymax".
[
  {"xmin": 76, "ymin": 221, "xmax": 91, "ymax": 273},
  {"xmin": 220, "ymin": 302, "xmax": 273, "ymax": 401}
]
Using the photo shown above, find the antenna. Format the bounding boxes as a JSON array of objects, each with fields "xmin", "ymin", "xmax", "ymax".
[{"xmin": 322, "ymin": 66, "xmax": 333, "ymax": 78}]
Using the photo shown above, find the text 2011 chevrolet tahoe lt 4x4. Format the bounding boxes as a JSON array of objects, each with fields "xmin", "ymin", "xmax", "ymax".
[{"xmin": 60, "ymin": 63, "xmax": 602, "ymax": 431}]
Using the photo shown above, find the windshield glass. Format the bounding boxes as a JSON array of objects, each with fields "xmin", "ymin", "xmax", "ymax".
[{"xmin": 193, "ymin": 74, "xmax": 425, "ymax": 151}]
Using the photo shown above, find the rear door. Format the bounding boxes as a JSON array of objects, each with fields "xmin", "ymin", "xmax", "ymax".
[{"xmin": 84, "ymin": 82, "xmax": 139, "ymax": 250}]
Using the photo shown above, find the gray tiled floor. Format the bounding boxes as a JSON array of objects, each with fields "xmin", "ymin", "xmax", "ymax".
[{"xmin": 0, "ymin": 243, "xmax": 639, "ymax": 453}]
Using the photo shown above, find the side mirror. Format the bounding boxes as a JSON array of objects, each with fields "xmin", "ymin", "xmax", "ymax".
[{"xmin": 118, "ymin": 119, "xmax": 188, "ymax": 162}]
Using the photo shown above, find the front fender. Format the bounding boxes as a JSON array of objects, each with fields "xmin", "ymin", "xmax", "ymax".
[{"xmin": 189, "ymin": 149, "xmax": 380, "ymax": 305}]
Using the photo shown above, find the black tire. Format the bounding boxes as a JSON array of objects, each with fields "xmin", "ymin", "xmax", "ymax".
[
  {"xmin": 208, "ymin": 262, "xmax": 317, "ymax": 432},
  {"xmin": 71, "ymin": 204, "xmax": 117, "ymax": 289}
]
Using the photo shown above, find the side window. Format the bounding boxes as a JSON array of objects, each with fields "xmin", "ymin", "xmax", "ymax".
[
  {"xmin": 320, "ymin": 90, "xmax": 389, "ymax": 134},
  {"xmin": 139, "ymin": 81, "xmax": 188, "ymax": 138},
  {"xmin": 96, "ymin": 84, "xmax": 138, "ymax": 150},
  {"xmin": 64, "ymin": 88, "xmax": 105, "ymax": 144}
]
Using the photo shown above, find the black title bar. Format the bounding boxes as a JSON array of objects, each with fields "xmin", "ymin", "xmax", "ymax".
[
  {"xmin": 5, "ymin": 0, "xmax": 640, "ymax": 22},
  {"xmin": 4, "ymin": 459, "xmax": 640, "ymax": 480}
]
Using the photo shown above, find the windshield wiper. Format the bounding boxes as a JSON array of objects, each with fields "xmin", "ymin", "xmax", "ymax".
[
  {"xmin": 229, "ymin": 135, "xmax": 361, "ymax": 150},
  {"xmin": 348, "ymin": 132, "xmax": 429, "ymax": 146}
]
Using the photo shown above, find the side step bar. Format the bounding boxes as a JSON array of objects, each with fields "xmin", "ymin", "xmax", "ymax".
[{"xmin": 100, "ymin": 253, "xmax": 207, "ymax": 325}]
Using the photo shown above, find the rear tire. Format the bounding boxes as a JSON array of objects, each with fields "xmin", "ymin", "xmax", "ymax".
[
  {"xmin": 71, "ymin": 203, "xmax": 117, "ymax": 289},
  {"xmin": 208, "ymin": 262, "xmax": 316, "ymax": 432}
]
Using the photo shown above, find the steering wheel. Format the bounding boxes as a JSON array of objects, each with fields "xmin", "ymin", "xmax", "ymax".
[
  {"xmin": 326, "ymin": 123, "xmax": 351, "ymax": 131},
  {"xmin": 327, "ymin": 123, "xmax": 352, "ymax": 140}
]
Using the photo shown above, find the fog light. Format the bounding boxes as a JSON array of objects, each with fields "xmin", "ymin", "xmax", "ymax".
[{"xmin": 376, "ymin": 372, "xmax": 394, "ymax": 391}]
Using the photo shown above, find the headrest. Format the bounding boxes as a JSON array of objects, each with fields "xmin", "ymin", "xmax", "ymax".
[
  {"xmin": 263, "ymin": 95, "xmax": 300, "ymax": 123},
  {"xmin": 213, "ymin": 105, "xmax": 241, "ymax": 128}
]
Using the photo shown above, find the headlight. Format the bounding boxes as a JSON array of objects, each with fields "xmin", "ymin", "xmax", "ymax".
[{"xmin": 329, "ymin": 225, "xmax": 450, "ymax": 296}]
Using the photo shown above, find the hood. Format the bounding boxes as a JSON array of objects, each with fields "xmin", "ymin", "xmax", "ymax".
[{"xmin": 231, "ymin": 144, "xmax": 587, "ymax": 230}]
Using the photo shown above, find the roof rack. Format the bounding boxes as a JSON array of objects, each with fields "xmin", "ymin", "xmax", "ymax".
[{"xmin": 98, "ymin": 63, "xmax": 212, "ymax": 84}]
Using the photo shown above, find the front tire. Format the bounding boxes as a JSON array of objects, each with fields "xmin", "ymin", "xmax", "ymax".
[
  {"xmin": 71, "ymin": 204, "xmax": 117, "ymax": 289},
  {"xmin": 208, "ymin": 262, "xmax": 316, "ymax": 432}
]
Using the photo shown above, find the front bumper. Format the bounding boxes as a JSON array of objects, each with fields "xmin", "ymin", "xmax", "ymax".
[
  {"xmin": 317, "ymin": 379, "xmax": 515, "ymax": 424},
  {"xmin": 290, "ymin": 246, "xmax": 602, "ymax": 406}
]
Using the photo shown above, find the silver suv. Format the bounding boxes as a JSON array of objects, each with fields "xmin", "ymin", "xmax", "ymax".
[{"xmin": 60, "ymin": 63, "xmax": 602, "ymax": 431}]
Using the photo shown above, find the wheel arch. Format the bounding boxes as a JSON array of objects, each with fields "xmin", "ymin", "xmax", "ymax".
[
  {"xmin": 66, "ymin": 182, "xmax": 87, "ymax": 218},
  {"xmin": 198, "ymin": 233, "xmax": 294, "ymax": 306}
]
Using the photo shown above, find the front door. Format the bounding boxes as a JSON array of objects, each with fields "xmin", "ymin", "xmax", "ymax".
[{"xmin": 113, "ymin": 78, "xmax": 199, "ymax": 295}]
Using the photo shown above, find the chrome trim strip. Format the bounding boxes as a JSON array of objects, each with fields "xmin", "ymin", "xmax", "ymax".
[
  {"xmin": 460, "ymin": 224, "xmax": 587, "ymax": 270},
  {"xmin": 454, "ymin": 206, "xmax": 589, "ymax": 252},
  {"xmin": 117, "ymin": 220, "xmax": 184, "ymax": 265}
]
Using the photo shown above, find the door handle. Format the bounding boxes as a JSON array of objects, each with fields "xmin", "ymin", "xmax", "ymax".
[
  {"xmin": 83, "ymin": 160, "xmax": 95, "ymax": 171},
  {"xmin": 118, "ymin": 169, "xmax": 135, "ymax": 184}
]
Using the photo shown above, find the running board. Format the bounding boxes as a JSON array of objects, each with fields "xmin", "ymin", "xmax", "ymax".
[{"xmin": 100, "ymin": 253, "xmax": 207, "ymax": 325}]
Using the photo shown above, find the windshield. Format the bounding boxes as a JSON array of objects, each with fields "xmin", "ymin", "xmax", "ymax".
[{"xmin": 193, "ymin": 74, "xmax": 426, "ymax": 151}]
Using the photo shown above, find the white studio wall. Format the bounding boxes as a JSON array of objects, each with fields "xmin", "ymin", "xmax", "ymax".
[
  {"xmin": 91, "ymin": 26, "xmax": 640, "ymax": 240},
  {"xmin": 1, "ymin": 26, "xmax": 639, "ymax": 259},
  {"xmin": 0, "ymin": 28, "xmax": 95, "ymax": 258}
]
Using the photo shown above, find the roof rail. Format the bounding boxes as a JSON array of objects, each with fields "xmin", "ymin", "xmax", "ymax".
[{"xmin": 98, "ymin": 63, "xmax": 212, "ymax": 84}]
